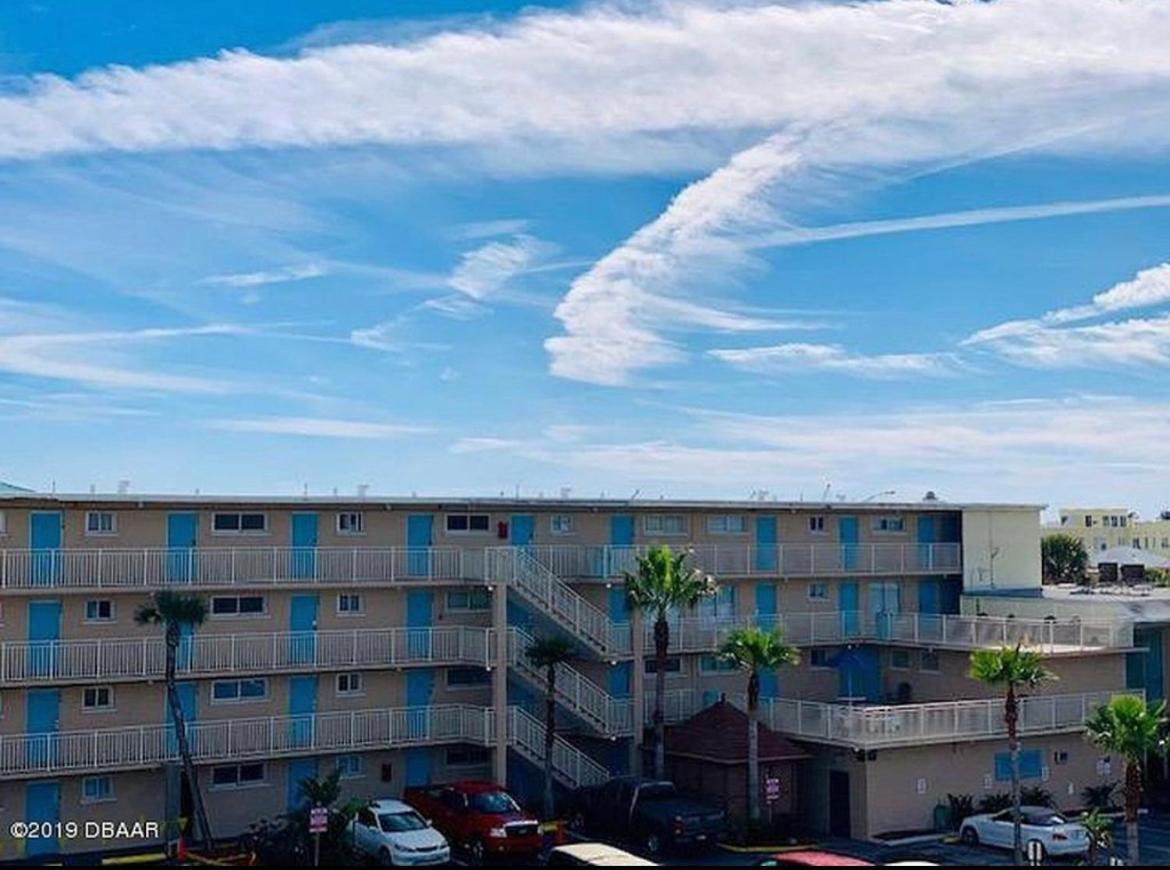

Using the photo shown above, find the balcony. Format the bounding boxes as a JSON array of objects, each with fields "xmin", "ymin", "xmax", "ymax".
[
  {"xmin": 654, "ymin": 690, "xmax": 1139, "ymax": 749},
  {"xmin": 526, "ymin": 542, "xmax": 962, "ymax": 579},
  {"xmin": 0, "ymin": 625, "xmax": 493, "ymax": 685},
  {"xmin": 653, "ymin": 612, "xmax": 1134, "ymax": 655},
  {"xmin": 0, "ymin": 704, "xmax": 495, "ymax": 779},
  {"xmin": 0, "ymin": 546, "xmax": 473, "ymax": 590}
]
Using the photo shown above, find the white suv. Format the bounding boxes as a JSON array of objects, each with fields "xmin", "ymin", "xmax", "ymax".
[{"xmin": 348, "ymin": 799, "xmax": 451, "ymax": 866}]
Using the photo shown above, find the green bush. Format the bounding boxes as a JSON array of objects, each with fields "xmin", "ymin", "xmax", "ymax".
[
  {"xmin": 1082, "ymin": 781, "xmax": 1118, "ymax": 811},
  {"xmin": 945, "ymin": 794, "xmax": 974, "ymax": 829},
  {"xmin": 1020, "ymin": 785, "xmax": 1055, "ymax": 807},
  {"xmin": 978, "ymin": 792, "xmax": 1013, "ymax": 813}
]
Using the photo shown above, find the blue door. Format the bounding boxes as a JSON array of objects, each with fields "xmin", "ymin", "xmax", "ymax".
[
  {"xmin": 289, "ymin": 676, "xmax": 317, "ymax": 750},
  {"xmin": 29, "ymin": 512, "xmax": 61, "ymax": 586},
  {"xmin": 608, "ymin": 514, "xmax": 635, "ymax": 577},
  {"xmin": 27, "ymin": 600, "xmax": 60, "ymax": 678},
  {"xmin": 404, "ymin": 749, "xmax": 432, "ymax": 786},
  {"xmin": 289, "ymin": 595, "xmax": 319, "ymax": 665},
  {"xmin": 406, "ymin": 514, "xmax": 433, "ymax": 578},
  {"xmin": 609, "ymin": 662, "xmax": 632, "ymax": 698},
  {"xmin": 290, "ymin": 513, "xmax": 319, "ymax": 580},
  {"xmin": 755, "ymin": 516, "xmax": 778, "ymax": 572},
  {"xmin": 26, "ymin": 690, "xmax": 59, "ymax": 769},
  {"xmin": 917, "ymin": 515, "xmax": 936, "ymax": 569},
  {"xmin": 405, "ymin": 670, "xmax": 434, "ymax": 741},
  {"xmin": 839, "ymin": 581, "xmax": 859, "ymax": 636},
  {"xmin": 407, "ymin": 590, "xmax": 433, "ymax": 659},
  {"xmin": 166, "ymin": 512, "xmax": 198, "ymax": 583},
  {"xmin": 755, "ymin": 584, "xmax": 779, "ymax": 697},
  {"xmin": 287, "ymin": 757, "xmax": 319, "ymax": 810},
  {"xmin": 837, "ymin": 647, "xmax": 880, "ymax": 702},
  {"xmin": 510, "ymin": 515, "xmax": 535, "ymax": 548},
  {"xmin": 166, "ymin": 682, "xmax": 197, "ymax": 756},
  {"xmin": 24, "ymin": 781, "xmax": 59, "ymax": 857},
  {"xmin": 919, "ymin": 578, "xmax": 940, "ymax": 615},
  {"xmin": 839, "ymin": 516, "xmax": 859, "ymax": 571}
]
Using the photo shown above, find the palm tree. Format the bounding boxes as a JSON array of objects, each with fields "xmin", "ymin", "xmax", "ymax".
[
  {"xmin": 135, "ymin": 590, "xmax": 213, "ymax": 847},
  {"xmin": 719, "ymin": 627, "xmax": 799, "ymax": 825},
  {"xmin": 525, "ymin": 634, "xmax": 576, "ymax": 818},
  {"xmin": 968, "ymin": 644, "xmax": 1055, "ymax": 866},
  {"xmin": 1079, "ymin": 808, "xmax": 1115, "ymax": 866},
  {"xmin": 624, "ymin": 544, "xmax": 715, "ymax": 778},
  {"xmin": 1084, "ymin": 695, "xmax": 1168, "ymax": 865}
]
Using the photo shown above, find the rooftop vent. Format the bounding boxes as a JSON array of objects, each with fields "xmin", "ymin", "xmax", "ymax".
[{"xmin": 923, "ymin": 490, "xmax": 939, "ymax": 501}]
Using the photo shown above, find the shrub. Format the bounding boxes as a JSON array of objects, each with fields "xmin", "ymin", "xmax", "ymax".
[
  {"xmin": 1082, "ymin": 781, "xmax": 1119, "ymax": 811},
  {"xmin": 945, "ymin": 794, "xmax": 974, "ymax": 829},
  {"xmin": 978, "ymin": 792, "xmax": 1013, "ymax": 813},
  {"xmin": 1020, "ymin": 785, "xmax": 1055, "ymax": 807}
]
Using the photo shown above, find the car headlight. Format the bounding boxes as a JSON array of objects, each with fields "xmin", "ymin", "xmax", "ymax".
[{"xmin": 488, "ymin": 826, "xmax": 507, "ymax": 838}]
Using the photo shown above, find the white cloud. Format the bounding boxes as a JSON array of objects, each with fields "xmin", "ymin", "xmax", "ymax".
[
  {"xmin": 454, "ymin": 218, "xmax": 531, "ymax": 240},
  {"xmin": 0, "ymin": 324, "xmax": 247, "ymax": 392},
  {"xmin": 420, "ymin": 295, "xmax": 492, "ymax": 321},
  {"xmin": 349, "ymin": 317, "xmax": 450, "ymax": 354},
  {"xmin": 207, "ymin": 416, "xmax": 427, "ymax": 439},
  {"xmin": 964, "ymin": 264, "xmax": 1170, "ymax": 368},
  {"xmin": 709, "ymin": 343, "xmax": 961, "ymax": 378},
  {"xmin": 202, "ymin": 263, "xmax": 328, "ymax": 288},
  {"xmin": 448, "ymin": 234, "xmax": 555, "ymax": 300}
]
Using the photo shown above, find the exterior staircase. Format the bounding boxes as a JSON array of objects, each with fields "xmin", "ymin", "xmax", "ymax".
[{"xmin": 508, "ymin": 706, "xmax": 610, "ymax": 788}]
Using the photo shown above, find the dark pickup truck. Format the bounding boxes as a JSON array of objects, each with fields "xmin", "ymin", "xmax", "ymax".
[{"xmin": 568, "ymin": 776, "xmax": 726, "ymax": 856}]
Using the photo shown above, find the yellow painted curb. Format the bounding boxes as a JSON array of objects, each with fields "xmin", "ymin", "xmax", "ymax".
[
  {"xmin": 103, "ymin": 855, "xmax": 168, "ymax": 866},
  {"xmin": 718, "ymin": 842, "xmax": 819, "ymax": 854}
]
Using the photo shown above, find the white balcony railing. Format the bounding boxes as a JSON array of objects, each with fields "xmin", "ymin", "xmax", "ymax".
[
  {"xmin": 509, "ymin": 707, "xmax": 610, "ymax": 788},
  {"xmin": 0, "ymin": 547, "xmax": 469, "ymax": 590},
  {"xmin": 0, "ymin": 704, "xmax": 495, "ymax": 778},
  {"xmin": 1, "ymin": 625, "xmax": 493, "ymax": 685},
  {"xmin": 652, "ymin": 612, "xmax": 1133, "ymax": 655},
  {"xmin": 523, "ymin": 542, "xmax": 962, "ymax": 579},
  {"xmin": 650, "ymin": 690, "xmax": 1140, "ymax": 749}
]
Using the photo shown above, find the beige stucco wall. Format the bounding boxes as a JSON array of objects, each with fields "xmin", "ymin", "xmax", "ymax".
[{"xmin": 962, "ymin": 509, "xmax": 1042, "ymax": 593}]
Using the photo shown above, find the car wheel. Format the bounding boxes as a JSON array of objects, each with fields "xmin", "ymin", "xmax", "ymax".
[
  {"xmin": 378, "ymin": 846, "xmax": 394, "ymax": 867},
  {"xmin": 1028, "ymin": 839, "xmax": 1047, "ymax": 862},
  {"xmin": 470, "ymin": 837, "xmax": 486, "ymax": 863},
  {"xmin": 960, "ymin": 826, "xmax": 979, "ymax": 846},
  {"xmin": 644, "ymin": 832, "xmax": 663, "ymax": 855}
]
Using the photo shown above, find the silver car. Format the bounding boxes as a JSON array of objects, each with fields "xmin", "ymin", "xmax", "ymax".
[
  {"xmin": 348, "ymin": 799, "xmax": 451, "ymax": 866},
  {"xmin": 959, "ymin": 806, "xmax": 1089, "ymax": 859}
]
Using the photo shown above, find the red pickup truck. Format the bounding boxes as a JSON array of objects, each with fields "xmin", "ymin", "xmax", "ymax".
[{"xmin": 403, "ymin": 781, "xmax": 542, "ymax": 862}]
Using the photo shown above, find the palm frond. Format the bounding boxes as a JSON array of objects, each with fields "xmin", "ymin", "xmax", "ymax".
[
  {"xmin": 968, "ymin": 643, "xmax": 1055, "ymax": 690},
  {"xmin": 525, "ymin": 634, "xmax": 576, "ymax": 669},
  {"xmin": 134, "ymin": 590, "xmax": 208, "ymax": 628},
  {"xmin": 623, "ymin": 544, "xmax": 715, "ymax": 619},
  {"xmin": 1085, "ymin": 696, "xmax": 1169, "ymax": 759},
  {"xmin": 719, "ymin": 626, "xmax": 800, "ymax": 671}
]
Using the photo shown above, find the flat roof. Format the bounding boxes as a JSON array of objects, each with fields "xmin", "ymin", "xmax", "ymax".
[{"xmin": 0, "ymin": 491, "xmax": 1044, "ymax": 512}]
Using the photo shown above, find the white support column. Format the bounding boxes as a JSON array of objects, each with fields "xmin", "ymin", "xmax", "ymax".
[
  {"xmin": 630, "ymin": 610, "xmax": 646, "ymax": 774},
  {"xmin": 492, "ymin": 580, "xmax": 509, "ymax": 786}
]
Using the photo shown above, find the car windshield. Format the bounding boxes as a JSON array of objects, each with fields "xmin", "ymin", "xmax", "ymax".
[
  {"xmin": 379, "ymin": 811, "xmax": 428, "ymax": 833},
  {"xmin": 1025, "ymin": 813, "xmax": 1066, "ymax": 826},
  {"xmin": 469, "ymin": 791, "xmax": 520, "ymax": 814}
]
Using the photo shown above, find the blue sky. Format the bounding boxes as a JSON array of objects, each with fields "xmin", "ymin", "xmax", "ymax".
[{"xmin": 2, "ymin": 0, "xmax": 1170, "ymax": 516}]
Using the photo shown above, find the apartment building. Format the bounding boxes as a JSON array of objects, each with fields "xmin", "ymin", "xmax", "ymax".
[
  {"xmin": 0, "ymin": 491, "xmax": 1137, "ymax": 857},
  {"xmin": 1049, "ymin": 506, "xmax": 1170, "ymax": 557}
]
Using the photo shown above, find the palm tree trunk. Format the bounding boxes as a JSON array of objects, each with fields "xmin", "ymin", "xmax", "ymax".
[
  {"xmin": 1006, "ymin": 686, "xmax": 1022, "ymax": 867},
  {"xmin": 1125, "ymin": 757, "xmax": 1141, "ymax": 865},
  {"xmin": 653, "ymin": 616, "xmax": 668, "ymax": 779},
  {"xmin": 165, "ymin": 628, "xmax": 212, "ymax": 848},
  {"xmin": 747, "ymin": 670, "xmax": 760, "ymax": 825},
  {"xmin": 544, "ymin": 664, "xmax": 556, "ymax": 820}
]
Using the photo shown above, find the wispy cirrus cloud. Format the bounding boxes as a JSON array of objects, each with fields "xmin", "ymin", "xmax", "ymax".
[
  {"xmin": 202, "ymin": 263, "xmax": 328, "ymax": 288},
  {"xmin": 448, "ymin": 234, "xmax": 556, "ymax": 300},
  {"xmin": 709, "ymin": 343, "xmax": 963, "ymax": 378},
  {"xmin": 206, "ymin": 416, "xmax": 428, "ymax": 439}
]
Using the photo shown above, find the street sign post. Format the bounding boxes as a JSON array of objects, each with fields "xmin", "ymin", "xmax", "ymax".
[
  {"xmin": 309, "ymin": 804, "xmax": 328, "ymax": 866},
  {"xmin": 765, "ymin": 777, "xmax": 781, "ymax": 803}
]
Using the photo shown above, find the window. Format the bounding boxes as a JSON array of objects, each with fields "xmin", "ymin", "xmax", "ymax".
[
  {"xmin": 890, "ymin": 649, "xmax": 911, "ymax": 670},
  {"xmin": 808, "ymin": 515, "xmax": 826, "ymax": 533},
  {"xmin": 808, "ymin": 582, "xmax": 828, "ymax": 600},
  {"xmin": 85, "ymin": 511, "xmax": 117, "ymax": 535},
  {"xmin": 81, "ymin": 776, "xmax": 115, "ymax": 803},
  {"xmin": 698, "ymin": 586, "xmax": 735, "ymax": 623},
  {"xmin": 211, "ymin": 678, "xmax": 267, "ymax": 703},
  {"xmin": 1109, "ymin": 516, "xmax": 1119, "ymax": 528},
  {"xmin": 920, "ymin": 650, "xmax": 940, "ymax": 673},
  {"xmin": 644, "ymin": 514, "xmax": 686, "ymax": 535},
  {"xmin": 212, "ymin": 512, "xmax": 268, "ymax": 534},
  {"xmin": 447, "ymin": 747, "xmax": 491, "ymax": 767},
  {"xmin": 446, "ymin": 588, "xmax": 491, "ymax": 611},
  {"xmin": 871, "ymin": 515, "xmax": 905, "ymax": 533},
  {"xmin": 0, "ymin": 510, "xmax": 6, "ymax": 535},
  {"xmin": 447, "ymin": 667, "xmax": 491, "ymax": 688},
  {"xmin": 445, "ymin": 513, "xmax": 490, "ymax": 533},
  {"xmin": 1120, "ymin": 516, "xmax": 1128, "ymax": 527},
  {"xmin": 1084, "ymin": 515, "xmax": 1093, "ymax": 528},
  {"xmin": 83, "ymin": 686, "xmax": 114, "ymax": 711},
  {"xmin": 337, "ymin": 593, "xmax": 363, "ymax": 615},
  {"xmin": 211, "ymin": 595, "xmax": 265, "ymax": 617},
  {"xmin": 84, "ymin": 599, "xmax": 114, "ymax": 622},
  {"xmin": 644, "ymin": 657, "xmax": 682, "ymax": 675},
  {"xmin": 700, "ymin": 655, "xmax": 738, "ymax": 673},
  {"xmin": 550, "ymin": 514, "xmax": 573, "ymax": 535},
  {"xmin": 337, "ymin": 512, "xmax": 364, "ymax": 535},
  {"xmin": 336, "ymin": 755, "xmax": 363, "ymax": 779},
  {"xmin": 707, "ymin": 515, "xmax": 747, "ymax": 534},
  {"xmin": 1053, "ymin": 750, "xmax": 1069, "ymax": 766},
  {"xmin": 996, "ymin": 750, "xmax": 1042, "ymax": 781},
  {"xmin": 809, "ymin": 648, "xmax": 833, "ymax": 668},
  {"xmin": 337, "ymin": 672, "xmax": 363, "ymax": 695},
  {"xmin": 211, "ymin": 763, "xmax": 265, "ymax": 789}
]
